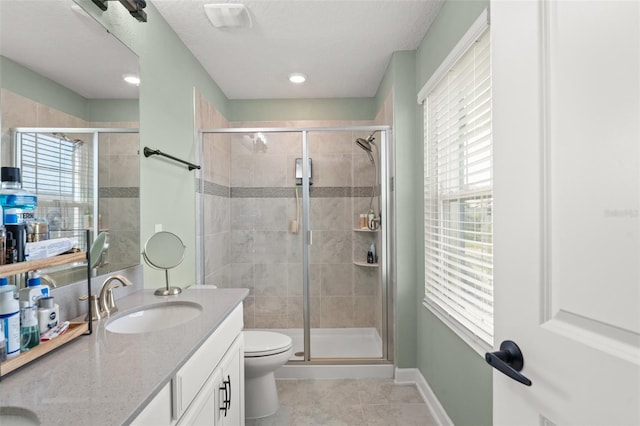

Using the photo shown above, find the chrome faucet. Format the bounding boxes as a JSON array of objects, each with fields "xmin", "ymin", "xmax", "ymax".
[
  {"xmin": 40, "ymin": 273, "xmax": 58, "ymax": 288},
  {"xmin": 99, "ymin": 275, "xmax": 133, "ymax": 316}
]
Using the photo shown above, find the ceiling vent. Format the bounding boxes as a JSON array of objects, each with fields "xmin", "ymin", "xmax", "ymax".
[{"xmin": 204, "ymin": 3, "xmax": 252, "ymax": 28}]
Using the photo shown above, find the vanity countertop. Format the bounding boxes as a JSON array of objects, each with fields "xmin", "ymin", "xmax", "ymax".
[{"xmin": 0, "ymin": 287, "xmax": 249, "ymax": 425}]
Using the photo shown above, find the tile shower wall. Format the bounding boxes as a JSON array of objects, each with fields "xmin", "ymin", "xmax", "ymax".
[
  {"xmin": 197, "ymin": 92, "xmax": 393, "ymax": 341},
  {"xmin": 0, "ymin": 89, "xmax": 140, "ymax": 267},
  {"xmin": 198, "ymin": 125, "xmax": 383, "ymax": 335},
  {"xmin": 97, "ymin": 130, "xmax": 140, "ymax": 268}
]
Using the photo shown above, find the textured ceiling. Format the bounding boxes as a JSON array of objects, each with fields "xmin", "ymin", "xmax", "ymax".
[
  {"xmin": 153, "ymin": 0, "xmax": 444, "ymax": 99},
  {"xmin": 0, "ymin": 0, "xmax": 443, "ymax": 101}
]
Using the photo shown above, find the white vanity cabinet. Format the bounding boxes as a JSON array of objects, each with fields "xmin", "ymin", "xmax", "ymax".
[
  {"xmin": 179, "ymin": 336, "xmax": 244, "ymax": 425},
  {"xmin": 133, "ymin": 304, "xmax": 244, "ymax": 426}
]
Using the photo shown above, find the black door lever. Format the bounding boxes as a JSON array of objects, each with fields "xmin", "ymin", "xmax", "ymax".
[{"xmin": 485, "ymin": 340, "xmax": 532, "ymax": 386}]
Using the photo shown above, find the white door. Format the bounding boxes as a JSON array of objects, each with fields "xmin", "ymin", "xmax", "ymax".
[{"xmin": 491, "ymin": 1, "xmax": 640, "ymax": 424}]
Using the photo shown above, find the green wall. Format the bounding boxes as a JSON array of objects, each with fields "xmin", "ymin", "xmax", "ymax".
[
  {"xmin": 0, "ymin": 56, "xmax": 139, "ymax": 123},
  {"xmin": 24, "ymin": 1, "xmax": 495, "ymax": 423},
  {"xmin": 375, "ymin": 51, "xmax": 419, "ymax": 368},
  {"xmin": 414, "ymin": 1, "xmax": 492, "ymax": 425},
  {"xmin": 1, "ymin": 55, "xmax": 87, "ymax": 120},
  {"xmin": 229, "ymin": 98, "xmax": 376, "ymax": 122},
  {"xmin": 74, "ymin": 0, "xmax": 229, "ymax": 286}
]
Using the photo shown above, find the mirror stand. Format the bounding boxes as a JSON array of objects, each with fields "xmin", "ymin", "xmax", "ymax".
[
  {"xmin": 155, "ymin": 270, "xmax": 182, "ymax": 296},
  {"xmin": 142, "ymin": 231, "xmax": 186, "ymax": 296}
]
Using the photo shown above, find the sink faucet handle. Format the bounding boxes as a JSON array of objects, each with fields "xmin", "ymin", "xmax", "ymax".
[
  {"xmin": 99, "ymin": 275, "xmax": 133, "ymax": 316},
  {"xmin": 79, "ymin": 294, "xmax": 103, "ymax": 321}
]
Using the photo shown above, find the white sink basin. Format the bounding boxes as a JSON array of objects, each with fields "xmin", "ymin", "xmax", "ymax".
[{"xmin": 105, "ymin": 302, "xmax": 202, "ymax": 334}]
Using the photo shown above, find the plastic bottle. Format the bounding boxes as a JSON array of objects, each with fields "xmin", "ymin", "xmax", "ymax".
[
  {"xmin": 19, "ymin": 301, "xmax": 39, "ymax": 351},
  {"xmin": 37, "ymin": 296, "xmax": 59, "ymax": 334},
  {"xmin": 0, "ymin": 167, "xmax": 37, "ymax": 226},
  {"xmin": 0, "ymin": 276, "xmax": 16, "ymax": 297},
  {"xmin": 0, "ymin": 289, "xmax": 20, "ymax": 357},
  {"xmin": 367, "ymin": 209, "xmax": 375, "ymax": 229},
  {"xmin": 0, "ymin": 322, "xmax": 6, "ymax": 362},
  {"xmin": 0, "ymin": 226, "xmax": 6, "ymax": 265},
  {"xmin": 5, "ymin": 234, "xmax": 17, "ymax": 264},
  {"xmin": 367, "ymin": 249, "xmax": 374, "ymax": 264},
  {"xmin": 18, "ymin": 271, "xmax": 50, "ymax": 307}
]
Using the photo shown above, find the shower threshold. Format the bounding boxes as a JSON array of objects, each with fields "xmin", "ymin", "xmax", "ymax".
[{"xmin": 263, "ymin": 327, "xmax": 383, "ymax": 360}]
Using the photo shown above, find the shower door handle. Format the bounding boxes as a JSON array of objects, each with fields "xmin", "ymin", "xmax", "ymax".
[{"xmin": 308, "ymin": 230, "xmax": 313, "ymax": 245}]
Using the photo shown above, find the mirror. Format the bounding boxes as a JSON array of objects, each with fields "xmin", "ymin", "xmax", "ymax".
[
  {"xmin": 90, "ymin": 231, "xmax": 108, "ymax": 269},
  {"xmin": 0, "ymin": 0, "xmax": 140, "ymax": 287},
  {"xmin": 143, "ymin": 231, "xmax": 185, "ymax": 296}
]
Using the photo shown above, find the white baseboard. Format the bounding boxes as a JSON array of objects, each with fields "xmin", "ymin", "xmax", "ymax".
[{"xmin": 395, "ymin": 368, "xmax": 454, "ymax": 426}]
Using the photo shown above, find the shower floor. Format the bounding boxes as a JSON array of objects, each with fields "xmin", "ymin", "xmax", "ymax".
[{"xmin": 261, "ymin": 327, "xmax": 383, "ymax": 360}]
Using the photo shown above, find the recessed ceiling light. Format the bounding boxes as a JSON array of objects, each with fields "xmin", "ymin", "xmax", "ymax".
[
  {"xmin": 289, "ymin": 73, "xmax": 307, "ymax": 84},
  {"xmin": 123, "ymin": 75, "xmax": 141, "ymax": 86}
]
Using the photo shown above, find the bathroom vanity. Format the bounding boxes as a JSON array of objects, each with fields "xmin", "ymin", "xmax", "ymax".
[{"xmin": 0, "ymin": 287, "xmax": 248, "ymax": 425}]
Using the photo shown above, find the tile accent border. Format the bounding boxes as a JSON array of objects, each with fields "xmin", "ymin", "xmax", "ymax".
[
  {"xmin": 98, "ymin": 187, "xmax": 140, "ymax": 198},
  {"xmin": 395, "ymin": 367, "xmax": 454, "ymax": 426},
  {"xmin": 197, "ymin": 179, "xmax": 375, "ymax": 198}
]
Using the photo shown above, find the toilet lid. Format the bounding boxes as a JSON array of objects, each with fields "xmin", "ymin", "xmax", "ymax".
[{"xmin": 244, "ymin": 331, "xmax": 292, "ymax": 357}]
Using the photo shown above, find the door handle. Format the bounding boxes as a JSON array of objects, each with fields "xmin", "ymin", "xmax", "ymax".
[{"xmin": 485, "ymin": 340, "xmax": 532, "ymax": 386}]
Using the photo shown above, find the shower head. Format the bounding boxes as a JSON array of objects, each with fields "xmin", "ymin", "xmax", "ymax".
[
  {"xmin": 356, "ymin": 137, "xmax": 372, "ymax": 153},
  {"xmin": 355, "ymin": 132, "xmax": 376, "ymax": 151},
  {"xmin": 355, "ymin": 132, "xmax": 377, "ymax": 163}
]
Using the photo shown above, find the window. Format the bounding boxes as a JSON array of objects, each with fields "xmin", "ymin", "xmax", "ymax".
[
  {"xmin": 420, "ymin": 18, "xmax": 493, "ymax": 349},
  {"xmin": 17, "ymin": 132, "xmax": 93, "ymax": 231}
]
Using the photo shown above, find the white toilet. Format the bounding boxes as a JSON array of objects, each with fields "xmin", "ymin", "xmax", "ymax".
[{"xmin": 243, "ymin": 330, "xmax": 293, "ymax": 419}]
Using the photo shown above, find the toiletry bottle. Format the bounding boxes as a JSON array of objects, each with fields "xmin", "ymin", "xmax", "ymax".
[
  {"xmin": 5, "ymin": 223, "xmax": 26, "ymax": 262},
  {"xmin": 0, "ymin": 289, "xmax": 20, "ymax": 357},
  {"xmin": 359, "ymin": 214, "xmax": 367, "ymax": 229},
  {"xmin": 367, "ymin": 249, "xmax": 374, "ymax": 264},
  {"xmin": 37, "ymin": 296, "xmax": 59, "ymax": 334},
  {"xmin": 367, "ymin": 209, "xmax": 375, "ymax": 229},
  {"xmin": 0, "ymin": 226, "xmax": 6, "ymax": 265},
  {"xmin": 0, "ymin": 322, "xmax": 6, "ymax": 362},
  {"xmin": 370, "ymin": 243, "xmax": 377, "ymax": 263},
  {"xmin": 19, "ymin": 301, "xmax": 39, "ymax": 351},
  {"xmin": 0, "ymin": 167, "xmax": 37, "ymax": 225},
  {"xmin": 5, "ymin": 234, "xmax": 17, "ymax": 264},
  {"xmin": 0, "ymin": 276, "xmax": 16, "ymax": 297},
  {"xmin": 19, "ymin": 271, "xmax": 49, "ymax": 307}
]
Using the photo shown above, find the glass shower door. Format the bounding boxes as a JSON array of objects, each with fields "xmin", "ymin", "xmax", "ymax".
[{"xmin": 306, "ymin": 128, "xmax": 384, "ymax": 360}]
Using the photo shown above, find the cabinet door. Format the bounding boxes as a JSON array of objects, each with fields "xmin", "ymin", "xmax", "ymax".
[
  {"xmin": 177, "ymin": 368, "xmax": 222, "ymax": 426},
  {"xmin": 132, "ymin": 382, "xmax": 173, "ymax": 426},
  {"xmin": 217, "ymin": 336, "xmax": 244, "ymax": 426}
]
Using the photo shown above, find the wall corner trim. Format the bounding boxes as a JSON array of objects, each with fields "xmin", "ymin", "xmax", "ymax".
[{"xmin": 395, "ymin": 368, "xmax": 454, "ymax": 426}]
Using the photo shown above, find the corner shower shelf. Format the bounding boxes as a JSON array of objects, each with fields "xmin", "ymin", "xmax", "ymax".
[
  {"xmin": 353, "ymin": 228, "xmax": 379, "ymax": 233},
  {"xmin": 353, "ymin": 261, "xmax": 379, "ymax": 268}
]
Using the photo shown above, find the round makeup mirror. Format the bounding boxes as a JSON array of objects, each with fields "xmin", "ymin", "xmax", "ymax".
[
  {"xmin": 142, "ymin": 231, "xmax": 185, "ymax": 296},
  {"xmin": 90, "ymin": 231, "xmax": 108, "ymax": 269}
]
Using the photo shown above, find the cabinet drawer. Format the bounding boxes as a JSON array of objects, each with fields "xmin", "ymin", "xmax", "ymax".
[{"xmin": 173, "ymin": 304, "xmax": 243, "ymax": 419}]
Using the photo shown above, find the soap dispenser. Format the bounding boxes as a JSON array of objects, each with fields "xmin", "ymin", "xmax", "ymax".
[{"xmin": 19, "ymin": 271, "xmax": 50, "ymax": 307}]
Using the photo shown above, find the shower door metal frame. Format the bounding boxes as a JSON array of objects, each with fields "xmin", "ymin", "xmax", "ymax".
[
  {"xmin": 13, "ymin": 127, "xmax": 139, "ymax": 244},
  {"xmin": 198, "ymin": 125, "xmax": 393, "ymax": 364}
]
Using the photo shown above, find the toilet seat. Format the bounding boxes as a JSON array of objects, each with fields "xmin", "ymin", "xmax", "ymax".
[{"xmin": 244, "ymin": 331, "xmax": 292, "ymax": 357}]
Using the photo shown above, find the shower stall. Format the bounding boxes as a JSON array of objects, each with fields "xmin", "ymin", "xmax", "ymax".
[{"xmin": 196, "ymin": 126, "xmax": 393, "ymax": 366}]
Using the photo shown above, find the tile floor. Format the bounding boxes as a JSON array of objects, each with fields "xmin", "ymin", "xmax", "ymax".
[{"xmin": 245, "ymin": 379, "xmax": 438, "ymax": 426}]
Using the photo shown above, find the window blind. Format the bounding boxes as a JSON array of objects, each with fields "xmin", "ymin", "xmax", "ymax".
[
  {"xmin": 19, "ymin": 132, "xmax": 93, "ymax": 230},
  {"xmin": 424, "ymin": 29, "xmax": 493, "ymax": 346}
]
